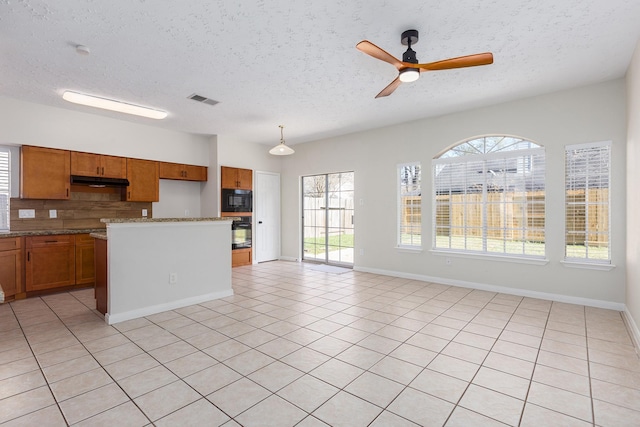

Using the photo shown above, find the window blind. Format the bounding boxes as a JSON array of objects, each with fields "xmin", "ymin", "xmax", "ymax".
[
  {"xmin": 433, "ymin": 140, "xmax": 545, "ymax": 258},
  {"xmin": 398, "ymin": 163, "xmax": 421, "ymax": 247},
  {"xmin": 0, "ymin": 149, "xmax": 9, "ymax": 231},
  {"xmin": 565, "ymin": 141, "xmax": 611, "ymax": 263}
]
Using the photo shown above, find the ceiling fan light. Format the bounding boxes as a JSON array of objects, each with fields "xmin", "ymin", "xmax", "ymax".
[{"xmin": 399, "ymin": 68, "xmax": 420, "ymax": 83}]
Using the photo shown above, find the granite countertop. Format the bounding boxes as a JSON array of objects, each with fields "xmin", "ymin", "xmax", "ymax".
[
  {"xmin": 0, "ymin": 218, "xmax": 234, "ymax": 239},
  {"xmin": 101, "ymin": 217, "xmax": 232, "ymax": 224},
  {"xmin": 0, "ymin": 228, "xmax": 104, "ymax": 238}
]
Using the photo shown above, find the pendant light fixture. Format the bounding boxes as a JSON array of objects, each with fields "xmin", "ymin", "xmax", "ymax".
[{"xmin": 269, "ymin": 125, "xmax": 295, "ymax": 156}]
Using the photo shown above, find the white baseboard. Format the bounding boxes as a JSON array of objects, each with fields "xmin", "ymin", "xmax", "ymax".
[
  {"xmin": 354, "ymin": 265, "xmax": 626, "ymax": 311},
  {"xmin": 105, "ymin": 289, "xmax": 234, "ymax": 325},
  {"xmin": 278, "ymin": 256, "xmax": 298, "ymax": 262},
  {"xmin": 623, "ymin": 308, "xmax": 640, "ymax": 355}
]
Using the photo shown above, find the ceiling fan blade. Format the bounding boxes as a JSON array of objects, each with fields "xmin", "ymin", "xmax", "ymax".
[
  {"xmin": 357, "ymin": 40, "xmax": 404, "ymax": 70},
  {"xmin": 375, "ymin": 77, "xmax": 402, "ymax": 98},
  {"xmin": 415, "ymin": 52, "xmax": 494, "ymax": 71}
]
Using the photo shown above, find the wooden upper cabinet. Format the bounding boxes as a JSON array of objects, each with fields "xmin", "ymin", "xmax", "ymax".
[
  {"xmin": 221, "ymin": 166, "xmax": 252, "ymax": 190},
  {"xmin": 159, "ymin": 162, "xmax": 207, "ymax": 182},
  {"xmin": 71, "ymin": 152, "xmax": 127, "ymax": 179},
  {"xmin": 126, "ymin": 158, "xmax": 159, "ymax": 202},
  {"xmin": 183, "ymin": 164, "xmax": 207, "ymax": 181},
  {"xmin": 21, "ymin": 146, "xmax": 70, "ymax": 199}
]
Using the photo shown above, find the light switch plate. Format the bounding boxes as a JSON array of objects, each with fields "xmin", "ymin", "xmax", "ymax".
[
  {"xmin": 49, "ymin": 209, "xmax": 57, "ymax": 218},
  {"xmin": 18, "ymin": 209, "xmax": 35, "ymax": 219}
]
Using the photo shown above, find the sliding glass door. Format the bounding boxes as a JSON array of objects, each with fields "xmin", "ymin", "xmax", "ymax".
[{"xmin": 302, "ymin": 172, "xmax": 354, "ymax": 266}]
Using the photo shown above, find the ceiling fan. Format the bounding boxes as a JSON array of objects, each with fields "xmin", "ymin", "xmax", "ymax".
[{"xmin": 356, "ymin": 29, "xmax": 493, "ymax": 98}]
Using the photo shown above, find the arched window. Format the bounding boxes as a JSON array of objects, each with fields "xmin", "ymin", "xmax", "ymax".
[{"xmin": 433, "ymin": 136, "xmax": 545, "ymax": 258}]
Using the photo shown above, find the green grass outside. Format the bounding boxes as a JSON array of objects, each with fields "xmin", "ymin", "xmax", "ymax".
[{"xmin": 304, "ymin": 234, "xmax": 354, "ymax": 255}]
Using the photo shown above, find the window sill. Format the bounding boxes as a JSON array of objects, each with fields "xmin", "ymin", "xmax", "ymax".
[
  {"xmin": 430, "ymin": 249, "xmax": 549, "ymax": 266},
  {"xmin": 395, "ymin": 246, "xmax": 423, "ymax": 253},
  {"xmin": 561, "ymin": 260, "xmax": 615, "ymax": 271}
]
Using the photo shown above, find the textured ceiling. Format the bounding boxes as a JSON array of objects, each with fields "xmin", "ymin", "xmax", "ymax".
[{"xmin": 1, "ymin": 0, "xmax": 639, "ymax": 146}]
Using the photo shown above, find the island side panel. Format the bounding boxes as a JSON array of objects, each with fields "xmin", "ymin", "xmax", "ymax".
[{"xmin": 105, "ymin": 220, "xmax": 232, "ymax": 324}]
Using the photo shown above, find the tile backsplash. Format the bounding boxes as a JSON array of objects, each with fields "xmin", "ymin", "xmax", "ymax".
[{"xmin": 10, "ymin": 189, "xmax": 151, "ymax": 231}]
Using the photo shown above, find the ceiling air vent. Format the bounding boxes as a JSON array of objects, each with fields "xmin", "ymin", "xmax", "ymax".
[{"xmin": 188, "ymin": 93, "xmax": 219, "ymax": 106}]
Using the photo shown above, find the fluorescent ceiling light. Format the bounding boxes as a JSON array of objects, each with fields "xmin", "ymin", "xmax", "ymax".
[{"xmin": 62, "ymin": 91, "xmax": 167, "ymax": 119}]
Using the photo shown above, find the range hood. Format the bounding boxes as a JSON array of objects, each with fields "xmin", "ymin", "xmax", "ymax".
[{"xmin": 71, "ymin": 175, "xmax": 130, "ymax": 187}]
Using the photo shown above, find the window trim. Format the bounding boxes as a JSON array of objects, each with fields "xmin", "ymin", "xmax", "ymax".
[{"xmin": 397, "ymin": 161, "xmax": 422, "ymax": 249}]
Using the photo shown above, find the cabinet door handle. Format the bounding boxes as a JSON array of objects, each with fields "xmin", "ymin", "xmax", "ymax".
[
  {"xmin": 97, "ymin": 166, "xmax": 100, "ymax": 174},
  {"xmin": 101, "ymin": 167, "xmax": 105, "ymax": 175},
  {"xmin": 27, "ymin": 251, "xmax": 30, "ymax": 261},
  {"xmin": 66, "ymin": 188, "xmax": 69, "ymax": 197},
  {"xmin": 44, "ymin": 240, "xmax": 57, "ymax": 243}
]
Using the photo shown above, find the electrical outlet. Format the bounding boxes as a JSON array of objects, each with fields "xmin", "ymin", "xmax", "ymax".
[
  {"xmin": 446, "ymin": 257, "xmax": 452, "ymax": 266},
  {"xmin": 169, "ymin": 273, "xmax": 177, "ymax": 284},
  {"xmin": 18, "ymin": 209, "xmax": 35, "ymax": 219},
  {"xmin": 184, "ymin": 209, "xmax": 190, "ymax": 217},
  {"xmin": 49, "ymin": 209, "xmax": 57, "ymax": 218},
  {"xmin": 359, "ymin": 249, "xmax": 364, "ymax": 256},
  {"xmin": 142, "ymin": 209, "xmax": 148, "ymax": 217}
]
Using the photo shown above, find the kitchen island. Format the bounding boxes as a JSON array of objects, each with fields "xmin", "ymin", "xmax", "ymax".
[{"xmin": 94, "ymin": 217, "xmax": 233, "ymax": 325}]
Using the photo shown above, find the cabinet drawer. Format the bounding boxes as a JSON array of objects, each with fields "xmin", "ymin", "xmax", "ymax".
[
  {"xmin": 27, "ymin": 234, "xmax": 75, "ymax": 247},
  {"xmin": 231, "ymin": 248, "xmax": 252, "ymax": 267},
  {"xmin": 75, "ymin": 233, "xmax": 94, "ymax": 245},
  {"xmin": 0, "ymin": 237, "xmax": 21, "ymax": 251}
]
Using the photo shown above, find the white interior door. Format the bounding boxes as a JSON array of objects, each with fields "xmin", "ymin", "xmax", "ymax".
[{"xmin": 254, "ymin": 171, "xmax": 280, "ymax": 263}]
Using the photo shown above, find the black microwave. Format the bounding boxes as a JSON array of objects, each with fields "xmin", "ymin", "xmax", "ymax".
[{"xmin": 222, "ymin": 189, "xmax": 252, "ymax": 212}]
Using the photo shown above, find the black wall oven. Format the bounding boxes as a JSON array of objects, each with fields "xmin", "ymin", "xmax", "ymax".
[
  {"xmin": 231, "ymin": 217, "xmax": 252, "ymax": 249},
  {"xmin": 222, "ymin": 189, "xmax": 252, "ymax": 213}
]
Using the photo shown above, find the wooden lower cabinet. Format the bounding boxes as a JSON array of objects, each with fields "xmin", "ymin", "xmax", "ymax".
[
  {"xmin": 75, "ymin": 234, "xmax": 95, "ymax": 285},
  {"xmin": 22, "ymin": 233, "xmax": 97, "ymax": 295},
  {"xmin": 25, "ymin": 235, "xmax": 75, "ymax": 292},
  {"xmin": 232, "ymin": 248, "xmax": 252, "ymax": 267},
  {"xmin": 0, "ymin": 237, "xmax": 23, "ymax": 300}
]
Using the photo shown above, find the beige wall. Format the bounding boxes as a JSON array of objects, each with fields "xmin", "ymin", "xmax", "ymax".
[
  {"xmin": 626, "ymin": 40, "xmax": 640, "ymax": 341},
  {"xmin": 0, "ymin": 96, "xmax": 212, "ymax": 217},
  {"xmin": 0, "ymin": 97, "xmax": 210, "ymax": 165},
  {"xmin": 281, "ymin": 79, "xmax": 627, "ymax": 307}
]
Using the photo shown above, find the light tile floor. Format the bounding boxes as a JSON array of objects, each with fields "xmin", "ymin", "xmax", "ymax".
[{"xmin": 1, "ymin": 261, "xmax": 640, "ymax": 426}]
